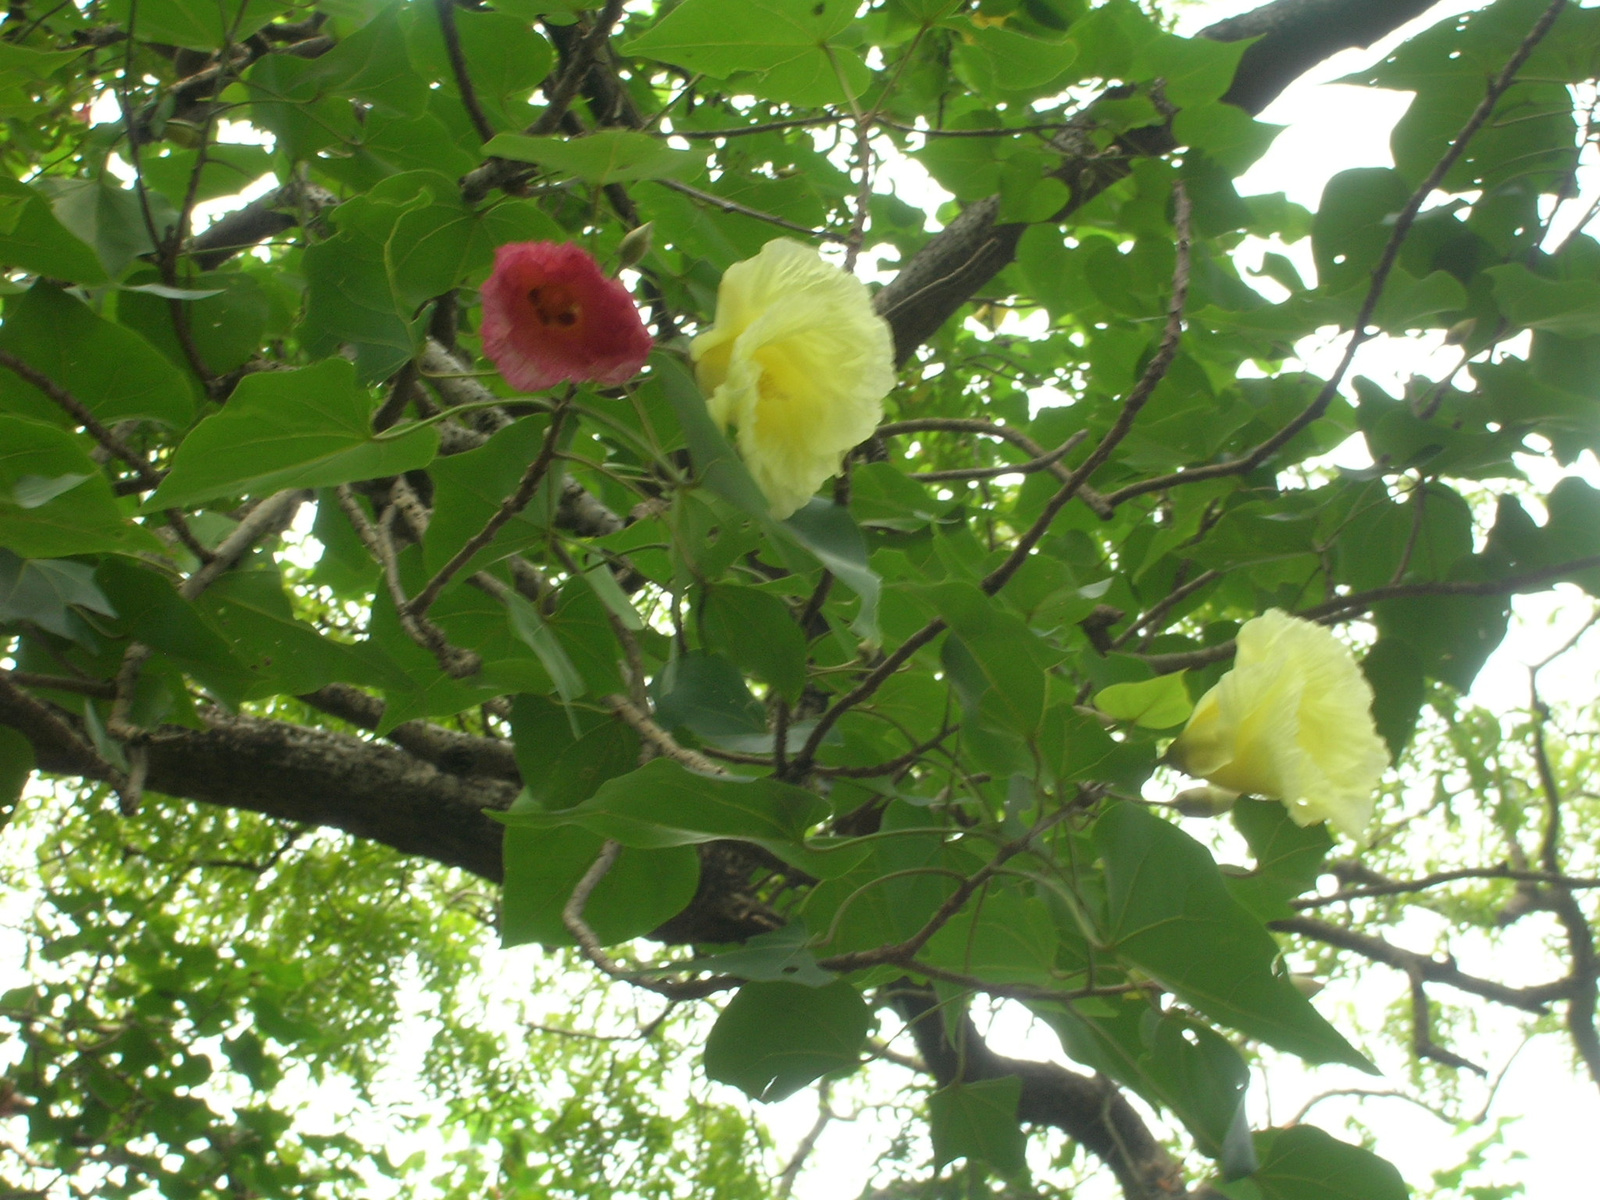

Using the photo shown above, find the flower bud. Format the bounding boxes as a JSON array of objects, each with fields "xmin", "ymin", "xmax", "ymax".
[{"xmin": 617, "ymin": 221, "xmax": 654, "ymax": 272}]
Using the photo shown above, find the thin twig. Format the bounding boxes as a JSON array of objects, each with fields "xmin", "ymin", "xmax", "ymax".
[
  {"xmin": 605, "ymin": 694, "xmax": 726, "ymax": 776},
  {"xmin": 434, "ymin": 0, "xmax": 496, "ymax": 143},
  {"xmin": 910, "ymin": 430, "xmax": 1085, "ymax": 483},
  {"xmin": 1528, "ymin": 669, "xmax": 1600, "ymax": 1086},
  {"xmin": 410, "ymin": 402, "xmax": 569, "ymax": 617},
  {"xmin": 655, "ymin": 178, "xmax": 841, "ymax": 240},
  {"xmin": 1272, "ymin": 916, "xmax": 1573, "ymax": 1014},
  {"xmin": 775, "ymin": 1083, "xmax": 836, "ymax": 1200},
  {"xmin": 561, "ymin": 839, "xmax": 737, "ymax": 1000},
  {"xmin": 1293, "ymin": 865, "xmax": 1600, "ymax": 909},
  {"xmin": 337, "ymin": 486, "xmax": 481, "ymax": 678},
  {"xmin": 1109, "ymin": 569, "xmax": 1222, "ymax": 652}
]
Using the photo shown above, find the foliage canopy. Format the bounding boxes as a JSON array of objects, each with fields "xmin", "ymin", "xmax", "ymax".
[{"xmin": 1, "ymin": 0, "xmax": 1599, "ymax": 1196}]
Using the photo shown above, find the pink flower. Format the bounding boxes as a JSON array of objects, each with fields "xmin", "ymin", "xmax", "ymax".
[{"xmin": 479, "ymin": 241, "xmax": 653, "ymax": 391}]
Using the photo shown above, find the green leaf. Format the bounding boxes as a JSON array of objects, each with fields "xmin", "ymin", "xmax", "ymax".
[
  {"xmin": 510, "ymin": 695, "xmax": 640, "ymax": 810},
  {"xmin": 953, "ymin": 26, "xmax": 1076, "ymax": 95},
  {"xmin": 506, "ymin": 592, "xmax": 587, "ymax": 704},
  {"xmin": 1039, "ymin": 996, "xmax": 1249, "ymax": 1160},
  {"xmin": 301, "ymin": 3, "xmax": 429, "ymax": 118},
  {"xmin": 95, "ymin": 557, "xmax": 255, "ymax": 705},
  {"xmin": 0, "ymin": 549, "xmax": 116, "ymax": 638},
  {"xmin": 928, "ymin": 1077, "xmax": 1027, "ymax": 1176},
  {"xmin": 0, "ymin": 284, "xmax": 195, "ymax": 429},
  {"xmin": 484, "ymin": 132, "xmax": 705, "ymax": 185},
  {"xmin": 146, "ymin": 358, "xmax": 439, "ymax": 509},
  {"xmin": 103, "ymin": 0, "xmax": 290, "ymax": 51},
  {"xmin": 922, "ymin": 880, "xmax": 1064, "ymax": 986},
  {"xmin": 1094, "ymin": 802, "xmax": 1370, "ymax": 1069},
  {"xmin": 424, "ymin": 418, "xmax": 563, "ymax": 577},
  {"xmin": 194, "ymin": 569, "xmax": 386, "ymax": 698},
  {"xmin": 498, "ymin": 757, "xmax": 828, "ymax": 859},
  {"xmin": 1135, "ymin": 29, "xmax": 1249, "ymax": 107},
  {"xmin": 0, "ymin": 725, "xmax": 33, "ymax": 829},
  {"xmin": 405, "ymin": 6, "xmax": 553, "ymax": 128},
  {"xmin": 135, "ymin": 144, "xmax": 275, "ymax": 209},
  {"xmin": 703, "ymin": 980, "xmax": 870, "ymax": 1102},
  {"xmin": 1224, "ymin": 798, "xmax": 1334, "ymax": 923},
  {"xmin": 1094, "ymin": 673, "xmax": 1192, "ymax": 729},
  {"xmin": 40, "ymin": 176, "xmax": 169, "ymax": 281},
  {"xmin": 1217, "ymin": 1125, "xmax": 1409, "ymax": 1200},
  {"xmin": 703, "ymin": 585, "xmax": 806, "ymax": 702},
  {"xmin": 624, "ymin": 0, "xmax": 869, "ymax": 106},
  {"xmin": 1311, "ymin": 169, "xmax": 1411, "ymax": 295},
  {"xmin": 0, "ymin": 177, "xmax": 109, "ymax": 284},
  {"xmin": 0, "ymin": 417, "xmax": 160, "ymax": 557},
  {"xmin": 777, "ymin": 500, "xmax": 882, "ymax": 644},
  {"xmin": 1362, "ymin": 638, "xmax": 1426, "ymax": 760},
  {"xmin": 10, "ymin": 475, "xmax": 88, "ymax": 508},
  {"xmin": 653, "ymin": 352, "xmax": 772, "ymax": 516},
  {"xmin": 116, "ymin": 271, "xmax": 275, "ymax": 379},
  {"xmin": 1488, "ymin": 263, "xmax": 1600, "ymax": 338},
  {"xmin": 927, "ymin": 580, "xmax": 1058, "ymax": 737},
  {"xmin": 501, "ymin": 827, "xmax": 699, "ymax": 948},
  {"xmin": 650, "ymin": 651, "xmax": 767, "ymax": 740},
  {"xmin": 689, "ymin": 923, "xmax": 835, "ymax": 987}
]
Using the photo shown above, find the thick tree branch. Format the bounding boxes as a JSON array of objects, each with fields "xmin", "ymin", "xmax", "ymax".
[{"xmin": 1201, "ymin": 0, "xmax": 1444, "ymax": 113}]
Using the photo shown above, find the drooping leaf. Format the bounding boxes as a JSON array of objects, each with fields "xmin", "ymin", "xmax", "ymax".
[
  {"xmin": 485, "ymin": 132, "xmax": 705, "ymax": 185},
  {"xmin": 147, "ymin": 358, "xmax": 439, "ymax": 509},
  {"xmin": 0, "ymin": 550, "xmax": 116, "ymax": 638},
  {"xmin": 1217, "ymin": 1124, "xmax": 1409, "ymax": 1200},
  {"xmin": 1094, "ymin": 801, "xmax": 1370, "ymax": 1069},
  {"xmin": 0, "ymin": 417, "xmax": 161, "ymax": 557},
  {"xmin": 703, "ymin": 980, "xmax": 870, "ymax": 1102},
  {"xmin": 0, "ymin": 284, "xmax": 195, "ymax": 429},
  {"xmin": 928, "ymin": 1077, "xmax": 1027, "ymax": 1176}
]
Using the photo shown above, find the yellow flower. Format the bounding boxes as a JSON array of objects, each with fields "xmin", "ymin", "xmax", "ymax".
[
  {"xmin": 1168, "ymin": 610, "xmax": 1389, "ymax": 841},
  {"xmin": 691, "ymin": 239, "xmax": 896, "ymax": 520}
]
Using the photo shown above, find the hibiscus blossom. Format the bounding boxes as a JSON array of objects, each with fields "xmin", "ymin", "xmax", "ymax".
[
  {"xmin": 480, "ymin": 241, "xmax": 653, "ymax": 392},
  {"xmin": 690, "ymin": 239, "xmax": 895, "ymax": 520},
  {"xmin": 1168, "ymin": 609, "xmax": 1390, "ymax": 841}
]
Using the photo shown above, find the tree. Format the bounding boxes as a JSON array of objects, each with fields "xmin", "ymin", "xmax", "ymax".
[{"xmin": 1, "ymin": 0, "xmax": 1598, "ymax": 1195}]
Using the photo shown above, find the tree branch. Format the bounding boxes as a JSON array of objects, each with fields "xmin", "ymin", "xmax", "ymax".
[
  {"xmin": 890, "ymin": 984, "xmax": 1204, "ymax": 1200},
  {"xmin": 1272, "ymin": 916, "xmax": 1573, "ymax": 1014}
]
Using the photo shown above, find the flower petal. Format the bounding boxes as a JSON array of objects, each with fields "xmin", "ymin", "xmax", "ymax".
[{"xmin": 480, "ymin": 241, "xmax": 653, "ymax": 392}]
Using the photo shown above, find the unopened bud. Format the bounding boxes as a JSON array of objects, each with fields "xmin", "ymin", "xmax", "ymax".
[
  {"xmin": 1173, "ymin": 785, "xmax": 1238, "ymax": 818},
  {"xmin": 618, "ymin": 222, "xmax": 654, "ymax": 272}
]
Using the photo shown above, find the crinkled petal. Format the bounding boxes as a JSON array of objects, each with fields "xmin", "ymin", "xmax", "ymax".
[
  {"xmin": 690, "ymin": 239, "xmax": 895, "ymax": 518},
  {"xmin": 480, "ymin": 241, "xmax": 653, "ymax": 392},
  {"xmin": 1169, "ymin": 609, "xmax": 1389, "ymax": 841}
]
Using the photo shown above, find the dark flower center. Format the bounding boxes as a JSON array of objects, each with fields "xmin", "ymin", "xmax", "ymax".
[{"xmin": 528, "ymin": 284, "xmax": 581, "ymax": 329}]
